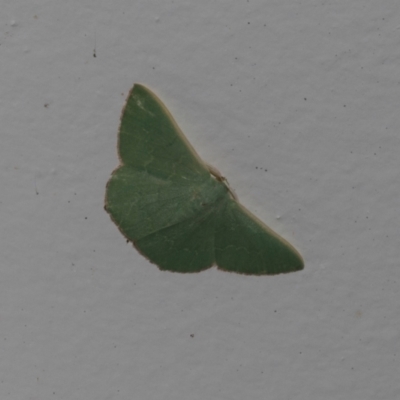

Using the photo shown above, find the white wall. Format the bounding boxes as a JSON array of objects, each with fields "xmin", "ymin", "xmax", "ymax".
[{"xmin": 1, "ymin": 1, "xmax": 399, "ymax": 398}]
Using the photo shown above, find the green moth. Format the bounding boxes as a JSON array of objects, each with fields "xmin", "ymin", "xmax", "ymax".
[{"xmin": 105, "ymin": 84, "xmax": 303, "ymax": 275}]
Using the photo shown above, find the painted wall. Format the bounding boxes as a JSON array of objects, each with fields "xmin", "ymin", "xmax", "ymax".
[{"xmin": 1, "ymin": 1, "xmax": 399, "ymax": 398}]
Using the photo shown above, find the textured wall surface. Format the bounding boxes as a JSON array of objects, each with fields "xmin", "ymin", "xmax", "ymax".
[{"xmin": 1, "ymin": 1, "xmax": 399, "ymax": 399}]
